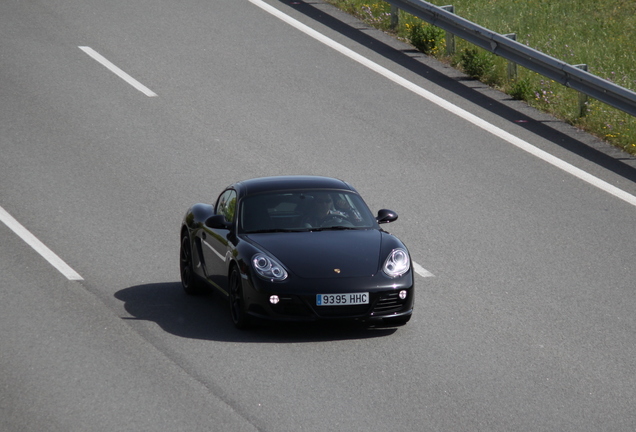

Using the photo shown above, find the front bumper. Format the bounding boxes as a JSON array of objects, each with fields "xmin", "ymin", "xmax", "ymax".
[{"xmin": 242, "ymin": 272, "xmax": 414, "ymax": 324}]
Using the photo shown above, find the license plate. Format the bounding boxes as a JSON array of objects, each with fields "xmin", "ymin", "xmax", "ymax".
[{"xmin": 316, "ymin": 292, "xmax": 369, "ymax": 306}]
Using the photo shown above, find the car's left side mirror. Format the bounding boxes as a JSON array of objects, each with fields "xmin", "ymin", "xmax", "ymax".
[
  {"xmin": 376, "ymin": 209, "xmax": 398, "ymax": 224},
  {"xmin": 205, "ymin": 214, "xmax": 233, "ymax": 230}
]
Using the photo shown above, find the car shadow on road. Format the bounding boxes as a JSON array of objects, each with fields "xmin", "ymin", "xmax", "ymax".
[{"xmin": 114, "ymin": 282, "xmax": 397, "ymax": 343}]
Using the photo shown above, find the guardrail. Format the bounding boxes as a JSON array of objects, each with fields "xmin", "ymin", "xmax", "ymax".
[{"xmin": 384, "ymin": 0, "xmax": 636, "ymax": 117}]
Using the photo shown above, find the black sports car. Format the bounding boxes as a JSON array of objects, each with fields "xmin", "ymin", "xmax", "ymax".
[{"xmin": 180, "ymin": 176, "xmax": 413, "ymax": 329}]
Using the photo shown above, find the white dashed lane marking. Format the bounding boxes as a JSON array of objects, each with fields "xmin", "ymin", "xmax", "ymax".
[
  {"xmin": 79, "ymin": 46, "xmax": 157, "ymax": 97},
  {"xmin": 413, "ymin": 261, "xmax": 435, "ymax": 278}
]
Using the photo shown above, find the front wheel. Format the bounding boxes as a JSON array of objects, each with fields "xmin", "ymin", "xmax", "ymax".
[
  {"xmin": 180, "ymin": 232, "xmax": 204, "ymax": 295},
  {"xmin": 229, "ymin": 267, "xmax": 251, "ymax": 330}
]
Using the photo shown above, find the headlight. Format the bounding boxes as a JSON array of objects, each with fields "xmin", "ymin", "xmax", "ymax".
[
  {"xmin": 252, "ymin": 253, "xmax": 288, "ymax": 281},
  {"xmin": 383, "ymin": 248, "xmax": 410, "ymax": 277}
]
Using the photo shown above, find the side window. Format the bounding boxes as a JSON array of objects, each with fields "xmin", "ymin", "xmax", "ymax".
[
  {"xmin": 216, "ymin": 190, "xmax": 237, "ymax": 222},
  {"xmin": 215, "ymin": 191, "xmax": 229, "ymax": 215}
]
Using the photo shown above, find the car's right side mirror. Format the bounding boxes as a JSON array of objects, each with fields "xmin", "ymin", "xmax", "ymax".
[
  {"xmin": 376, "ymin": 209, "xmax": 398, "ymax": 224},
  {"xmin": 205, "ymin": 214, "xmax": 233, "ymax": 230}
]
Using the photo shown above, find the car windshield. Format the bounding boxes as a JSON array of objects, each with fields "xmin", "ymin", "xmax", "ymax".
[{"xmin": 239, "ymin": 190, "xmax": 377, "ymax": 233}]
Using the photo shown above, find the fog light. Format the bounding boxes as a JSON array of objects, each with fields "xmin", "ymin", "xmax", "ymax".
[
  {"xmin": 269, "ymin": 295, "xmax": 280, "ymax": 305},
  {"xmin": 399, "ymin": 290, "xmax": 408, "ymax": 300}
]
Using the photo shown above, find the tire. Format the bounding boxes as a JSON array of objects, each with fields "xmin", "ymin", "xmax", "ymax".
[
  {"xmin": 180, "ymin": 232, "xmax": 204, "ymax": 295},
  {"xmin": 229, "ymin": 267, "xmax": 251, "ymax": 330}
]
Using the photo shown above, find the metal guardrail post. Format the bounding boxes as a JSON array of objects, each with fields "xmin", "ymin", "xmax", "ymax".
[
  {"xmin": 390, "ymin": 5, "xmax": 399, "ymax": 30},
  {"xmin": 504, "ymin": 34, "xmax": 517, "ymax": 81},
  {"xmin": 440, "ymin": 5, "xmax": 455, "ymax": 56},
  {"xmin": 575, "ymin": 64, "xmax": 589, "ymax": 117}
]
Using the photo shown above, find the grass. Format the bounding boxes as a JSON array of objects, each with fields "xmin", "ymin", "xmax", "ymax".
[{"xmin": 324, "ymin": 0, "xmax": 636, "ymax": 155}]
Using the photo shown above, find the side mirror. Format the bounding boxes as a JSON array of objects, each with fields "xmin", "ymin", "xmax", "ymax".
[
  {"xmin": 376, "ymin": 209, "xmax": 398, "ymax": 224},
  {"xmin": 205, "ymin": 214, "xmax": 233, "ymax": 230}
]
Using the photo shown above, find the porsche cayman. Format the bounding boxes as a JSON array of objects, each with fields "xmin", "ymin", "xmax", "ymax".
[{"xmin": 179, "ymin": 176, "xmax": 413, "ymax": 329}]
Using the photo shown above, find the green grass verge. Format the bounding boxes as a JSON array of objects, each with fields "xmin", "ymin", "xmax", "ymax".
[{"xmin": 325, "ymin": 0, "xmax": 636, "ymax": 155}]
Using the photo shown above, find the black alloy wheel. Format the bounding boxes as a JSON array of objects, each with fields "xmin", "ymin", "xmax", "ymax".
[
  {"xmin": 229, "ymin": 267, "xmax": 251, "ymax": 329},
  {"xmin": 180, "ymin": 232, "xmax": 203, "ymax": 295}
]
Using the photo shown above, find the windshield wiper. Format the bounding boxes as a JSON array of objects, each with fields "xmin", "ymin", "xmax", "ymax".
[
  {"xmin": 245, "ymin": 228, "xmax": 310, "ymax": 234},
  {"xmin": 310, "ymin": 226, "xmax": 360, "ymax": 231}
]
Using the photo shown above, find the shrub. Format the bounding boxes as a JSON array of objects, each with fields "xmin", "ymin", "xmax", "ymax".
[
  {"xmin": 409, "ymin": 23, "xmax": 443, "ymax": 55},
  {"xmin": 458, "ymin": 48, "xmax": 494, "ymax": 79},
  {"xmin": 509, "ymin": 78, "xmax": 534, "ymax": 101}
]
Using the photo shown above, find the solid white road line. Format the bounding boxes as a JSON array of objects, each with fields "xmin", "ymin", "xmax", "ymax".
[
  {"xmin": 249, "ymin": 0, "xmax": 636, "ymax": 209},
  {"xmin": 79, "ymin": 46, "xmax": 158, "ymax": 97},
  {"xmin": 0, "ymin": 205, "xmax": 83, "ymax": 281}
]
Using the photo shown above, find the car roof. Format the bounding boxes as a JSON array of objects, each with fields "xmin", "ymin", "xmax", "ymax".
[{"xmin": 232, "ymin": 176, "xmax": 357, "ymax": 196}]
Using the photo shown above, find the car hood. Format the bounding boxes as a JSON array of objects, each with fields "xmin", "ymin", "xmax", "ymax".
[{"xmin": 244, "ymin": 229, "xmax": 383, "ymax": 279}]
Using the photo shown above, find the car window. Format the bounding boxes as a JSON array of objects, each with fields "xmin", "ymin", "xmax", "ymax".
[
  {"xmin": 240, "ymin": 190, "xmax": 376, "ymax": 232},
  {"xmin": 216, "ymin": 190, "xmax": 237, "ymax": 222}
]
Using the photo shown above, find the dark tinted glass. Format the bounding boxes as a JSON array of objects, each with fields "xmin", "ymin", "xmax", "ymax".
[{"xmin": 240, "ymin": 190, "xmax": 376, "ymax": 232}]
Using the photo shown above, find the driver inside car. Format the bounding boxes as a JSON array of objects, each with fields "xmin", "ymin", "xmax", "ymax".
[{"xmin": 301, "ymin": 193, "xmax": 348, "ymax": 228}]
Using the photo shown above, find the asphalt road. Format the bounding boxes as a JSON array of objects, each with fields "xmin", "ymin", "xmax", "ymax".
[{"xmin": 2, "ymin": 0, "xmax": 636, "ymax": 430}]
